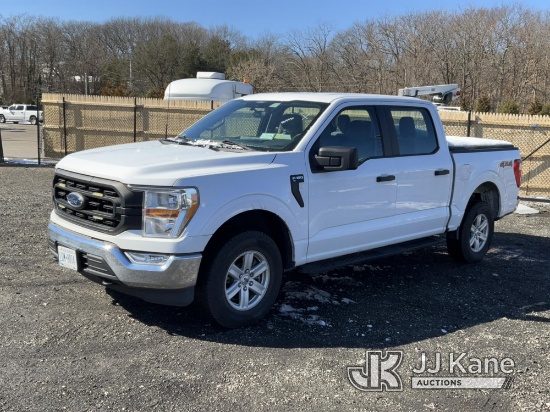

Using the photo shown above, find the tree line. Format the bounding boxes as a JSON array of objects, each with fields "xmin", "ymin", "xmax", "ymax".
[{"xmin": 2, "ymin": 5, "xmax": 550, "ymax": 113}]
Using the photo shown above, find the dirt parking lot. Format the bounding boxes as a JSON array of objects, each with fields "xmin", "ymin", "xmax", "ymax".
[{"xmin": 0, "ymin": 165, "xmax": 549, "ymax": 411}]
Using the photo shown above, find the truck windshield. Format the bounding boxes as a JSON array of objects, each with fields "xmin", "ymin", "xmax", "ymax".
[{"xmin": 178, "ymin": 100, "xmax": 328, "ymax": 151}]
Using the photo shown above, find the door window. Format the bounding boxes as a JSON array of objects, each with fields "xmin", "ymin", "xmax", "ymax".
[{"xmin": 316, "ymin": 106, "xmax": 384, "ymax": 163}]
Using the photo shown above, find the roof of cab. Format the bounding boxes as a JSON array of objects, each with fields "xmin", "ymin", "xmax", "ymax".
[{"xmin": 239, "ymin": 92, "xmax": 433, "ymax": 105}]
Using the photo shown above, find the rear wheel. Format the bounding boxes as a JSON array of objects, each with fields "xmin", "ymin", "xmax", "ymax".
[
  {"xmin": 29, "ymin": 116, "xmax": 37, "ymax": 125},
  {"xmin": 0, "ymin": 114, "xmax": 5, "ymax": 123},
  {"xmin": 197, "ymin": 230, "xmax": 283, "ymax": 328},
  {"xmin": 447, "ymin": 201, "xmax": 494, "ymax": 263}
]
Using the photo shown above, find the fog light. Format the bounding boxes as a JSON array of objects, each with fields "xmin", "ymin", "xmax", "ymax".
[{"xmin": 125, "ymin": 252, "xmax": 170, "ymax": 265}]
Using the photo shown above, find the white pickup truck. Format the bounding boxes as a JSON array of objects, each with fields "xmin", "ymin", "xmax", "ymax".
[
  {"xmin": 48, "ymin": 93, "xmax": 521, "ymax": 328},
  {"xmin": 0, "ymin": 104, "xmax": 43, "ymax": 124}
]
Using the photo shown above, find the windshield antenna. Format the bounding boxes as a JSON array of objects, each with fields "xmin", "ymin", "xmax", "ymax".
[{"xmin": 165, "ymin": 81, "xmax": 172, "ymax": 139}]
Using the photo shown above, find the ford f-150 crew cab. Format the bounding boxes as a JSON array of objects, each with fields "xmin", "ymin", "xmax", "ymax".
[{"xmin": 48, "ymin": 93, "xmax": 522, "ymax": 328}]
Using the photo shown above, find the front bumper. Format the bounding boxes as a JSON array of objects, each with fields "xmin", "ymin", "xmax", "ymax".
[{"xmin": 48, "ymin": 222, "xmax": 202, "ymax": 305}]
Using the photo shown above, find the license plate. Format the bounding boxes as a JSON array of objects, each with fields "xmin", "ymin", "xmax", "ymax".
[{"xmin": 58, "ymin": 245, "xmax": 78, "ymax": 271}]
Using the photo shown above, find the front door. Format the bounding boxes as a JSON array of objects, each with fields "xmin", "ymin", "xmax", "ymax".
[
  {"xmin": 8, "ymin": 105, "xmax": 25, "ymax": 122},
  {"xmin": 306, "ymin": 105, "xmax": 398, "ymax": 262}
]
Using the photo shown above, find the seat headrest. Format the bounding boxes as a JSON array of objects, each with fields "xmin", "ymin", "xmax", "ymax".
[
  {"xmin": 337, "ymin": 114, "xmax": 351, "ymax": 131},
  {"xmin": 399, "ymin": 117, "xmax": 416, "ymax": 136}
]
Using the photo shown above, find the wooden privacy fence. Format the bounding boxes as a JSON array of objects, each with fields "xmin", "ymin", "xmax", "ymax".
[
  {"xmin": 438, "ymin": 111, "xmax": 550, "ymax": 198},
  {"xmin": 42, "ymin": 94, "xmax": 550, "ymax": 197},
  {"xmin": 41, "ymin": 93, "xmax": 224, "ymax": 156}
]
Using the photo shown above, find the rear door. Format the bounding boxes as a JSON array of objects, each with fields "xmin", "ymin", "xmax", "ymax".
[{"xmin": 381, "ymin": 106, "xmax": 453, "ymax": 241}]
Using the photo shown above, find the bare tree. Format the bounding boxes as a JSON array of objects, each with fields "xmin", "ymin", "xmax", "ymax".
[
  {"xmin": 0, "ymin": 7, "xmax": 550, "ymax": 112},
  {"xmin": 283, "ymin": 23, "xmax": 336, "ymax": 92}
]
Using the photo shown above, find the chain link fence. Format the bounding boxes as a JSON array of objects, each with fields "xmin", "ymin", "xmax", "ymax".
[
  {"xmin": 439, "ymin": 111, "xmax": 550, "ymax": 198},
  {"xmin": 42, "ymin": 94, "xmax": 550, "ymax": 198}
]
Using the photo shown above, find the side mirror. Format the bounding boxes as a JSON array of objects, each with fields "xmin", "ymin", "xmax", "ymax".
[{"xmin": 315, "ymin": 146, "xmax": 359, "ymax": 171}]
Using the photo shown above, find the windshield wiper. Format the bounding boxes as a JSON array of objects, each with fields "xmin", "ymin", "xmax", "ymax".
[
  {"xmin": 161, "ymin": 136, "xmax": 251, "ymax": 151},
  {"xmin": 160, "ymin": 135, "xmax": 193, "ymax": 145},
  {"xmin": 221, "ymin": 140, "xmax": 253, "ymax": 151}
]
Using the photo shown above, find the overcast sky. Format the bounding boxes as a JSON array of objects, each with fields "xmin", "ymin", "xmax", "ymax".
[{"xmin": 3, "ymin": 0, "xmax": 549, "ymax": 38}]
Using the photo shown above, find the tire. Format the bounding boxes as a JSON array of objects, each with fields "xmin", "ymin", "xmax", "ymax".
[
  {"xmin": 197, "ymin": 230, "xmax": 283, "ymax": 328},
  {"xmin": 29, "ymin": 116, "xmax": 37, "ymax": 125},
  {"xmin": 0, "ymin": 115, "xmax": 4, "ymax": 123},
  {"xmin": 446, "ymin": 201, "xmax": 494, "ymax": 263}
]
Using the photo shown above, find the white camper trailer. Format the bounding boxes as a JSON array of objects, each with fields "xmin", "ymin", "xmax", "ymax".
[{"xmin": 164, "ymin": 72, "xmax": 253, "ymax": 102}]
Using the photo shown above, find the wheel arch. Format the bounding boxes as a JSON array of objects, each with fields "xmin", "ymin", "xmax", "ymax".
[
  {"xmin": 448, "ymin": 180, "xmax": 501, "ymax": 236},
  {"xmin": 468, "ymin": 181, "xmax": 500, "ymax": 219},
  {"xmin": 201, "ymin": 209, "xmax": 295, "ymax": 272}
]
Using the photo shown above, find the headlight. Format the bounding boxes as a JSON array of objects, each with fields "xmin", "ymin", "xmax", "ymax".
[{"xmin": 142, "ymin": 188, "xmax": 199, "ymax": 238}]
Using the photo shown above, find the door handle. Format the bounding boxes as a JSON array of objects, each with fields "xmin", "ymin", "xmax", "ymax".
[
  {"xmin": 376, "ymin": 175, "xmax": 395, "ymax": 182},
  {"xmin": 434, "ymin": 169, "xmax": 450, "ymax": 176}
]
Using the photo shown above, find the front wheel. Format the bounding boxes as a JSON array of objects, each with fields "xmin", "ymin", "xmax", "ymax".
[
  {"xmin": 446, "ymin": 201, "xmax": 494, "ymax": 263},
  {"xmin": 29, "ymin": 116, "xmax": 37, "ymax": 125},
  {"xmin": 197, "ymin": 230, "xmax": 283, "ymax": 328},
  {"xmin": 0, "ymin": 114, "xmax": 5, "ymax": 123}
]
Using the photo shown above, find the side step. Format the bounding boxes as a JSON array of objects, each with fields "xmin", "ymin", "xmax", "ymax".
[{"xmin": 298, "ymin": 235, "xmax": 443, "ymax": 274}]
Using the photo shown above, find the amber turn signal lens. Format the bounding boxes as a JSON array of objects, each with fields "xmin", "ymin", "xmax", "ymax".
[{"xmin": 145, "ymin": 209, "xmax": 180, "ymax": 218}]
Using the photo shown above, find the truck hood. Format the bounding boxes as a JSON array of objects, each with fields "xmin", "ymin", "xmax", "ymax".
[{"xmin": 56, "ymin": 141, "xmax": 277, "ymax": 186}]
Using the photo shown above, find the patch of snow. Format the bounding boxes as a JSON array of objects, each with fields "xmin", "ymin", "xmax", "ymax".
[
  {"xmin": 279, "ymin": 304, "xmax": 302, "ymax": 313},
  {"xmin": 311, "ymin": 274, "xmax": 357, "ymax": 284},
  {"xmin": 278, "ymin": 304, "xmax": 329, "ymax": 327},
  {"xmin": 515, "ymin": 204, "xmax": 539, "ymax": 215},
  {"xmin": 2, "ymin": 158, "xmax": 56, "ymax": 166},
  {"xmin": 283, "ymin": 283, "xmax": 333, "ymax": 304}
]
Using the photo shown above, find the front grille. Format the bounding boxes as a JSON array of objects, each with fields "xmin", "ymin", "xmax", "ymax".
[{"xmin": 53, "ymin": 170, "xmax": 143, "ymax": 234}]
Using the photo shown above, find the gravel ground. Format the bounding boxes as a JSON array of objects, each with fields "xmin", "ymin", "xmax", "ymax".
[{"xmin": 0, "ymin": 165, "xmax": 549, "ymax": 411}]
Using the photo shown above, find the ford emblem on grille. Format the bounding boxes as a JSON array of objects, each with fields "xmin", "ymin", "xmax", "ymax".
[{"xmin": 66, "ymin": 192, "xmax": 86, "ymax": 209}]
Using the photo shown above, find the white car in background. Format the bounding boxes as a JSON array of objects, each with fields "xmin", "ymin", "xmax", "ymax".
[{"xmin": 0, "ymin": 104, "xmax": 43, "ymax": 124}]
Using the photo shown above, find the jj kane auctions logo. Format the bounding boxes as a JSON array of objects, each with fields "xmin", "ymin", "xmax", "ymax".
[{"xmin": 347, "ymin": 351, "xmax": 515, "ymax": 391}]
